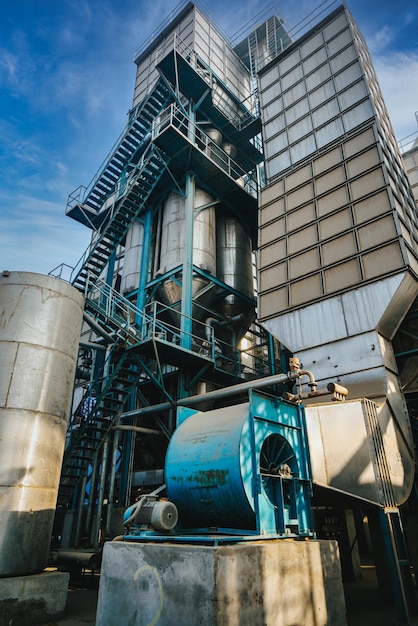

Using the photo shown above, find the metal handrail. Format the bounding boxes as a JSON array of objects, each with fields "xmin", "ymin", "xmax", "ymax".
[
  {"xmin": 48, "ymin": 263, "xmax": 75, "ymax": 282},
  {"xmin": 153, "ymin": 102, "xmax": 259, "ymax": 196},
  {"xmin": 87, "ymin": 279, "xmax": 148, "ymax": 341},
  {"xmin": 133, "ymin": 0, "xmax": 231, "ymax": 63},
  {"xmin": 156, "ymin": 32, "xmax": 259, "ymax": 129},
  {"xmin": 399, "ymin": 129, "xmax": 418, "ymax": 154},
  {"xmin": 65, "ymin": 80, "xmax": 168, "ymax": 213},
  {"xmin": 69, "ymin": 143, "xmax": 167, "ymax": 289},
  {"xmin": 143, "ymin": 299, "xmax": 209, "ymax": 354}
]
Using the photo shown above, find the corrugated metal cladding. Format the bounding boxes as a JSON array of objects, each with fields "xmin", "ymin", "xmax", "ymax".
[
  {"xmin": 133, "ymin": 4, "xmax": 251, "ymax": 108},
  {"xmin": 403, "ymin": 143, "xmax": 418, "ymax": 206},
  {"xmin": 257, "ymin": 5, "xmax": 418, "ymax": 321}
]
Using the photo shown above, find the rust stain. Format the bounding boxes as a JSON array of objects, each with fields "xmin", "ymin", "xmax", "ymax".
[
  {"xmin": 190, "ymin": 469, "xmax": 229, "ymax": 486},
  {"xmin": 168, "ymin": 469, "xmax": 229, "ymax": 486}
]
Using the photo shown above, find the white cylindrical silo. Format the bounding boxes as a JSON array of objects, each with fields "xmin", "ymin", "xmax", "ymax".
[
  {"xmin": 157, "ymin": 188, "xmax": 216, "ymax": 319},
  {"xmin": 0, "ymin": 271, "xmax": 84, "ymax": 577},
  {"xmin": 216, "ymin": 215, "xmax": 255, "ymax": 341},
  {"xmin": 121, "ymin": 219, "xmax": 144, "ymax": 294}
]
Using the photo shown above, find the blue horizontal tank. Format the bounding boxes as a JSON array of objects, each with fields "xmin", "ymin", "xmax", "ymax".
[{"xmin": 165, "ymin": 390, "xmax": 314, "ymax": 537}]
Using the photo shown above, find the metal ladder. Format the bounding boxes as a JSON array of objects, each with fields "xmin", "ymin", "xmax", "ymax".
[
  {"xmin": 70, "ymin": 143, "xmax": 170, "ymax": 294},
  {"xmin": 248, "ymin": 30, "xmax": 258, "ymax": 78},
  {"xmin": 379, "ymin": 507, "xmax": 417, "ymax": 624}
]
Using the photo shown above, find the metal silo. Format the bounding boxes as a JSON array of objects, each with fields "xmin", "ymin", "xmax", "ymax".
[
  {"xmin": 216, "ymin": 214, "xmax": 255, "ymax": 339},
  {"xmin": 157, "ymin": 187, "xmax": 216, "ymax": 320},
  {"xmin": 0, "ymin": 271, "xmax": 84, "ymax": 577},
  {"xmin": 121, "ymin": 219, "xmax": 144, "ymax": 294}
]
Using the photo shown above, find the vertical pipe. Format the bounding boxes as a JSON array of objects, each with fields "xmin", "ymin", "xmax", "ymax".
[
  {"xmin": 180, "ymin": 172, "xmax": 195, "ymax": 351},
  {"xmin": 106, "ymin": 251, "xmax": 116, "ymax": 287},
  {"xmin": 105, "ymin": 430, "xmax": 121, "ymax": 536},
  {"xmin": 268, "ymin": 333, "xmax": 276, "ymax": 375},
  {"xmin": 179, "ymin": 99, "xmax": 197, "ymax": 352},
  {"xmin": 137, "ymin": 209, "xmax": 152, "ymax": 319},
  {"xmin": 125, "ymin": 431, "xmax": 136, "ymax": 507},
  {"xmin": 91, "ymin": 438, "xmax": 110, "ymax": 548},
  {"xmin": 118, "ymin": 431, "xmax": 133, "ymax": 507},
  {"xmin": 85, "ymin": 454, "xmax": 100, "ymax": 538},
  {"xmin": 152, "ymin": 204, "xmax": 163, "ymax": 279},
  {"xmin": 73, "ymin": 475, "xmax": 88, "ymax": 548}
]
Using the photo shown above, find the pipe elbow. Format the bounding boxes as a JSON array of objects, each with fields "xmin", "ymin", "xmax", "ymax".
[{"xmin": 298, "ymin": 369, "xmax": 318, "ymax": 392}]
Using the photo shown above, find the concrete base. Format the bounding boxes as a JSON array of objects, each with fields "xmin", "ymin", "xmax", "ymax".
[
  {"xmin": 96, "ymin": 539, "xmax": 347, "ymax": 626},
  {"xmin": 0, "ymin": 570, "xmax": 69, "ymax": 626}
]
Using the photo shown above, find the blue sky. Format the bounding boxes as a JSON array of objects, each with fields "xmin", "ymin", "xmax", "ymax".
[{"xmin": 1, "ymin": 0, "xmax": 417, "ymax": 276}]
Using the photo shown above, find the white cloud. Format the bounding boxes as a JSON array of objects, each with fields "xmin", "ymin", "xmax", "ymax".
[
  {"xmin": 374, "ymin": 51, "xmax": 418, "ymax": 141},
  {"xmin": 367, "ymin": 25, "xmax": 395, "ymax": 54},
  {"xmin": 0, "ymin": 192, "xmax": 91, "ymax": 275},
  {"xmin": 0, "ymin": 50, "xmax": 17, "ymax": 81}
]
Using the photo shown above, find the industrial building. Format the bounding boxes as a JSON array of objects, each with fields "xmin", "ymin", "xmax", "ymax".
[{"xmin": 1, "ymin": 1, "xmax": 418, "ymax": 624}]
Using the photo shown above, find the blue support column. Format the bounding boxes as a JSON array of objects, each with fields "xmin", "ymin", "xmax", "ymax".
[
  {"xmin": 136, "ymin": 209, "xmax": 152, "ymax": 324},
  {"xmin": 105, "ymin": 252, "xmax": 116, "ymax": 287},
  {"xmin": 179, "ymin": 100, "xmax": 197, "ymax": 353},
  {"xmin": 180, "ymin": 172, "xmax": 195, "ymax": 351},
  {"xmin": 268, "ymin": 333, "xmax": 276, "ymax": 375},
  {"xmin": 118, "ymin": 430, "xmax": 133, "ymax": 507}
]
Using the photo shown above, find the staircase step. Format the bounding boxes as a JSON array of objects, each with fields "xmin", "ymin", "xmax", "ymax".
[
  {"xmin": 65, "ymin": 468, "xmax": 89, "ymax": 478},
  {"xmin": 87, "ymin": 258, "xmax": 104, "ymax": 269},
  {"xmin": 72, "ymin": 443, "xmax": 98, "ymax": 452},
  {"xmin": 69, "ymin": 452, "xmax": 96, "ymax": 461},
  {"xmin": 100, "ymin": 408, "xmax": 119, "ymax": 416},
  {"xmin": 96, "ymin": 182, "xmax": 113, "ymax": 194},
  {"xmin": 95, "ymin": 244, "xmax": 113, "ymax": 254}
]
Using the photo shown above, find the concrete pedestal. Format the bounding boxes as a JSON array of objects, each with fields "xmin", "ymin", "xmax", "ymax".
[
  {"xmin": 96, "ymin": 539, "xmax": 347, "ymax": 626},
  {"xmin": 0, "ymin": 570, "xmax": 70, "ymax": 626}
]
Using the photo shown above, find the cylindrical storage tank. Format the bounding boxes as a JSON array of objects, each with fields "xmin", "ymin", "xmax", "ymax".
[
  {"xmin": 207, "ymin": 128, "xmax": 226, "ymax": 170},
  {"xmin": 0, "ymin": 271, "xmax": 84, "ymax": 577},
  {"xmin": 121, "ymin": 219, "xmax": 144, "ymax": 294},
  {"xmin": 157, "ymin": 188, "xmax": 216, "ymax": 320},
  {"xmin": 206, "ymin": 128, "xmax": 222, "ymax": 146},
  {"xmin": 221, "ymin": 142, "xmax": 237, "ymax": 159},
  {"xmin": 216, "ymin": 215, "xmax": 255, "ymax": 338}
]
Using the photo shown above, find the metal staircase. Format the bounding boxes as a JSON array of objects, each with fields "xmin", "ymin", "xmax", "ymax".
[
  {"xmin": 62, "ymin": 349, "xmax": 139, "ymax": 488},
  {"xmin": 57, "ymin": 349, "xmax": 142, "ymax": 546},
  {"xmin": 66, "ymin": 78, "xmax": 172, "ymax": 221},
  {"xmin": 57, "ymin": 286, "xmax": 155, "ymax": 536},
  {"xmin": 70, "ymin": 143, "xmax": 170, "ymax": 294}
]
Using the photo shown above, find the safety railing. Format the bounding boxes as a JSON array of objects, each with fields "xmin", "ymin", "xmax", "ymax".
[
  {"xmin": 399, "ymin": 129, "xmax": 418, "ymax": 154},
  {"xmin": 155, "ymin": 32, "xmax": 260, "ymax": 131},
  {"xmin": 143, "ymin": 299, "xmax": 213, "ymax": 355},
  {"xmin": 153, "ymin": 102, "xmax": 259, "ymax": 197},
  {"xmin": 134, "ymin": 0, "xmax": 232, "ymax": 63},
  {"xmin": 143, "ymin": 297, "xmax": 273, "ymax": 378},
  {"xmin": 87, "ymin": 279, "xmax": 148, "ymax": 342}
]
